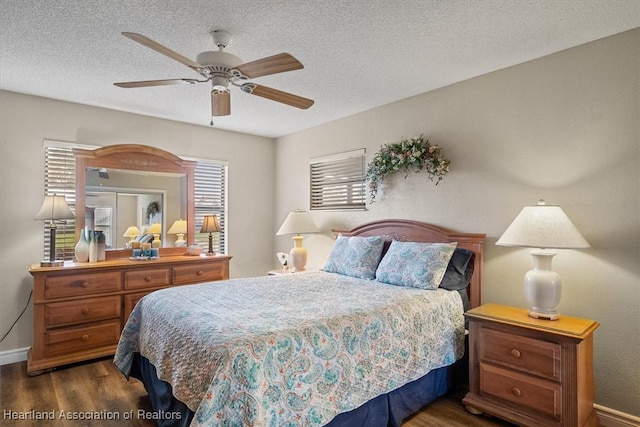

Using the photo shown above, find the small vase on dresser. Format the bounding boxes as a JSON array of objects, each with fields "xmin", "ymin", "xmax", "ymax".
[
  {"xmin": 74, "ymin": 229, "xmax": 90, "ymax": 262},
  {"xmin": 88, "ymin": 230, "xmax": 98, "ymax": 262}
]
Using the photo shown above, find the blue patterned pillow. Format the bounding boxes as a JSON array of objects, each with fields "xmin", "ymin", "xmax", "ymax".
[
  {"xmin": 375, "ymin": 241, "xmax": 458, "ymax": 289},
  {"xmin": 321, "ymin": 235, "xmax": 385, "ymax": 279}
]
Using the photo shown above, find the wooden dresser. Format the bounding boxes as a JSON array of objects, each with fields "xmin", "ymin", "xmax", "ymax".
[
  {"xmin": 463, "ymin": 304, "xmax": 599, "ymax": 427},
  {"xmin": 28, "ymin": 255, "xmax": 231, "ymax": 375}
]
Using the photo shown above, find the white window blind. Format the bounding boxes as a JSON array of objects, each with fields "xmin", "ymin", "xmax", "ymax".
[
  {"xmin": 42, "ymin": 143, "xmax": 84, "ymax": 260},
  {"xmin": 310, "ymin": 149, "xmax": 366, "ymax": 210},
  {"xmin": 42, "ymin": 141, "xmax": 227, "ymax": 259},
  {"xmin": 193, "ymin": 161, "xmax": 227, "ymax": 254}
]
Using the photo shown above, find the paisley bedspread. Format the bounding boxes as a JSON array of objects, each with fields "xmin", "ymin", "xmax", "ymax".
[{"xmin": 114, "ymin": 271, "xmax": 465, "ymax": 427}]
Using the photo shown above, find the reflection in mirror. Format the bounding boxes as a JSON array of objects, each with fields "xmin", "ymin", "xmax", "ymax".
[
  {"xmin": 85, "ymin": 168, "xmax": 186, "ymax": 249},
  {"xmin": 74, "ymin": 144, "xmax": 197, "ymax": 258}
]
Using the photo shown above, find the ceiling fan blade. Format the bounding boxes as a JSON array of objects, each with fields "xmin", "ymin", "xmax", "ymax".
[
  {"xmin": 122, "ymin": 32, "xmax": 202, "ymax": 70},
  {"xmin": 212, "ymin": 90, "xmax": 231, "ymax": 116},
  {"xmin": 234, "ymin": 53, "xmax": 303, "ymax": 79},
  {"xmin": 114, "ymin": 78, "xmax": 201, "ymax": 88},
  {"xmin": 242, "ymin": 84, "xmax": 314, "ymax": 109}
]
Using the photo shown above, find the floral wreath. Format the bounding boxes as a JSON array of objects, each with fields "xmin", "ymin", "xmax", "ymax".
[
  {"xmin": 366, "ymin": 135, "xmax": 450, "ymax": 202},
  {"xmin": 146, "ymin": 201, "xmax": 160, "ymax": 219}
]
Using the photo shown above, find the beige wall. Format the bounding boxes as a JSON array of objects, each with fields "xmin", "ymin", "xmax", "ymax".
[
  {"xmin": 275, "ymin": 29, "xmax": 640, "ymax": 415},
  {"xmin": 0, "ymin": 91, "xmax": 276, "ymax": 352}
]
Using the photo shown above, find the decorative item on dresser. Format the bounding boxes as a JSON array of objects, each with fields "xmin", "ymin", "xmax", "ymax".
[
  {"xmin": 27, "ymin": 255, "xmax": 231, "ymax": 376},
  {"xmin": 463, "ymin": 303, "xmax": 599, "ymax": 427}
]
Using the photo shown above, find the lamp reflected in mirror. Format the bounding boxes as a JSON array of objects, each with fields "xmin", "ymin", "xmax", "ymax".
[
  {"xmin": 147, "ymin": 223, "xmax": 162, "ymax": 248},
  {"xmin": 123, "ymin": 226, "xmax": 141, "ymax": 248},
  {"xmin": 168, "ymin": 219, "xmax": 188, "ymax": 247}
]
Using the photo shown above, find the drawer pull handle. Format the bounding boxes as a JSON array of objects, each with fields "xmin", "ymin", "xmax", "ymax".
[
  {"xmin": 81, "ymin": 334, "xmax": 90, "ymax": 341},
  {"xmin": 510, "ymin": 349, "xmax": 521, "ymax": 358},
  {"xmin": 80, "ymin": 308, "xmax": 89, "ymax": 315},
  {"xmin": 81, "ymin": 281, "xmax": 90, "ymax": 288},
  {"xmin": 144, "ymin": 276, "xmax": 152, "ymax": 282},
  {"xmin": 196, "ymin": 270, "xmax": 203, "ymax": 276},
  {"xmin": 512, "ymin": 387, "xmax": 522, "ymax": 397}
]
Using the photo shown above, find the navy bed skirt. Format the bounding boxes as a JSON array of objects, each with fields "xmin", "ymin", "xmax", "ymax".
[{"xmin": 129, "ymin": 352, "xmax": 461, "ymax": 427}]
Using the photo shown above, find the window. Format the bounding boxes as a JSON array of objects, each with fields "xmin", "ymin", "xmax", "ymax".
[
  {"xmin": 193, "ymin": 160, "xmax": 227, "ymax": 254},
  {"xmin": 310, "ymin": 149, "xmax": 366, "ymax": 210},
  {"xmin": 42, "ymin": 141, "xmax": 228, "ymax": 259},
  {"xmin": 42, "ymin": 142, "xmax": 86, "ymax": 260}
]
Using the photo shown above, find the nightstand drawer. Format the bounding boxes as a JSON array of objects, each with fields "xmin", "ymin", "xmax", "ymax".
[
  {"xmin": 44, "ymin": 296, "xmax": 121, "ymax": 328},
  {"xmin": 480, "ymin": 363, "xmax": 562, "ymax": 420},
  {"xmin": 44, "ymin": 321, "xmax": 120, "ymax": 357},
  {"xmin": 44, "ymin": 272, "xmax": 122, "ymax": 299},
  {"xmin": 173, "ymin": 263, "xmax": 225, "ymax": 285},
  {"xmin": 480, "ymin": 327, "xmax": 561, "ymax": 381},
  {"xmin": 124, "ymin": 268, "xmax": 170, "ymax": 290}
]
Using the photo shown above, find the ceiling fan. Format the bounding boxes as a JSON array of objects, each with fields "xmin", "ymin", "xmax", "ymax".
[{"xmin": 114, "ymin": 30, "xmax": 314, "ymax": 124}]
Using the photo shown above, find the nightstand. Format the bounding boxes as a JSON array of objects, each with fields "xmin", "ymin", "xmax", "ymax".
[{"xmin": 463, "ymin": 303, "xmax": 599, "ymax": 427}]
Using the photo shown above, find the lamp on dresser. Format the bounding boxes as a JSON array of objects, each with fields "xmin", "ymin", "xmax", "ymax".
[
  {"xmin": 276, "ymin": 210, "xmax": 319, "ymax": 272},
  {"xmin": 496, "ymin": 199, "xmax": 590, "ymax": 320},
  {"xmin": 200, "ymin": 215, "xmax": 221, "ymax": 256},
  {"xmin": 34, "ymin": 194, "xmax": 75, "ymax": 267}
]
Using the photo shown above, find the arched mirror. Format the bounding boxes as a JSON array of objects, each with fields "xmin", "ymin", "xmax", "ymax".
[{"xmin": 74, "ymin": 144, "xmax": 196, "ymax": 258}]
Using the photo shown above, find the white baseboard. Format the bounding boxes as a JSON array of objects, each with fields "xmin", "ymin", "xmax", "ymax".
[
  {"xmin": 596, "ymin": 404, "xmax": 640, "ymax": 427},
  {"xmin": 0, "ymin": 347, "xmax": 29, "ymax": 366}
]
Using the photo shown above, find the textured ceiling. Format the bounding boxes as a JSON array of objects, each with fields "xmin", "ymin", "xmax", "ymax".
[{"xmin": 1, "ymin": 1, "xmax": 639, "ymax": 138}]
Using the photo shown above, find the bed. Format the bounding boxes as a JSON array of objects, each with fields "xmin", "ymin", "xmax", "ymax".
[{"xmin": 114, "ymin": 219, "xmax": 485, "ymax": 427}]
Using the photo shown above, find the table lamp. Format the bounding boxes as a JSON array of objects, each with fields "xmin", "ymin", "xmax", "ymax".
[
  {"xmin": 200, "ymin": 215, "xmax": 221, "ymax": 256},
  {"xmin": 147, "ymin": 223, "xmax": 162, "ymax": 248},
  {"xmin": 496, "ymin": 199, "xmax": 590, "ymax": 320},
  {"xmin": 168, "ymin": 219, "xmax": 188, "ymax": 247},
  {"xmin": 123, "ymin": 226, "xmax": 141, "ymax": 248},
  {"xmin": 35, "ymin": 194, "xmax": 75, "ymax": 267},
  {"xmin": 276, "ymin": 210, "xmax": 319, "ymax": 272}
]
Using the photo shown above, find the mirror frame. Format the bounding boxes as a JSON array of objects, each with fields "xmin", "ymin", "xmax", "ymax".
[{"xmin": 74, "ymin": 144, "xmax": 196, "ymax": 258}]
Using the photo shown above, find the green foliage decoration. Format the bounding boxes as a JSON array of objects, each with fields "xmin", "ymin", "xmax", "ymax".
[{"xmin": 366, "ymin": 135, "xmax": 450, "ymax": 202}]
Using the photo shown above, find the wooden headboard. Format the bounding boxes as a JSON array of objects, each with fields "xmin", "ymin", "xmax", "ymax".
[{"xmin": 332, "ymin": 219, "xmax": 486, "ymax": 309}]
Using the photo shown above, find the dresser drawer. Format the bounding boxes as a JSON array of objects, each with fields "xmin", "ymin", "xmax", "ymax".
[
  {"xmin": 44, "ymin": 296, "xmax": 121, "ymax": 328},
  {"xmin": 44, "ymin": 322, "xmax": 120, "ymax": 357},
  {"xmin": 173, "ymin": 262, "xmax": 225, "ymax": 285},
  {"xmin": 480, "ymin": 363, "xmax": 562, "ymax": 420},
  {"xmin": 479, "ymin": 327, "xmax": 561, "ymax": 381},
  {"xmin": 124, "ymin": 268, "xmax": 170, "ymax": 290},
  {"xmin": 44, "ymin": 271, "xmax": 122, "ymax": 299}
]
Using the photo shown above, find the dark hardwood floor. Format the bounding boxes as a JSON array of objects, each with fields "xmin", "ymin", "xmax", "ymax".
[{"xmin": 1, "ymin": 358, "xmax": 514, "ymax": 426}]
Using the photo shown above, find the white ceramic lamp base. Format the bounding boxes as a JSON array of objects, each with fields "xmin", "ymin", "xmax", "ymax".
[
  {"xmin": 525, "ymin": 249, "xmax": 562, "ymax": 320},
  {"xmin": 289, "ymin": 235, "xmax": 308, "ymax": 272}
]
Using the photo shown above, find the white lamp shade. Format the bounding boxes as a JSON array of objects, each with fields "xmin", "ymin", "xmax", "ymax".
[
  {"xmin": 496, "ymin": 200, "xmax": 590, "ymax": 249},
  {"xmin": 496, "ymin": 199, "xmax": 589, "ymax": 320},
  {"xmin": 168, "ymin": 219, "xmax": 187, "ymax": 235},
  {"xmin": 34, "ymin": 195, "xmax": 75, "ymax": 221},
  {"xmin": 123, "ymin": 226, "xmax": 141, "ymax": 238},
  {"xmin": 276, "ymin": 210, "xmax": 319, "ymax": 236}
]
